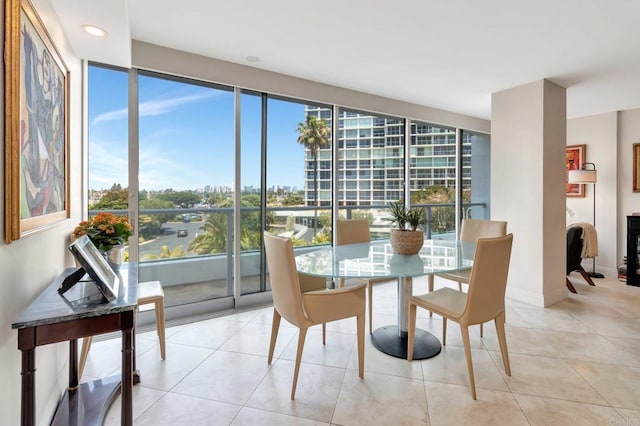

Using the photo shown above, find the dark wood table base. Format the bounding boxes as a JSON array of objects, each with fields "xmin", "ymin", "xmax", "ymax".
[
  {"xmin": 371, "ymin": 325, "xmax": 441, "ymax": 360},
  {"xmin": 13, "ymin": 266, "xmax": 139, "ymax": 426},
  {"xmin": 51, "ymin": 376, "xmax": 121, "ymax": 426}
]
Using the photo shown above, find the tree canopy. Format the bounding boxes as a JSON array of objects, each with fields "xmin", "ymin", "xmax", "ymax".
[
  {"xmin": 410, "ymin": 186, "xmax": 471, "ymax": 233},
  {"xmin": 281, "ymin": 192, "xmax": 304, "ymax": 206},
  {"xmin": 90, "ymin": 183, "xmax": 128, "ymax": 210},
  {"xmin": 296, "ymin": 115, "xmax": 330, "ymax": 158},
  {"xmin": 155, "ymin": 191, "xmax": 202, "ymax": 208}
]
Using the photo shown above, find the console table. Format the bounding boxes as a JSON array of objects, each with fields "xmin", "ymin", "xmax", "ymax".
[{"xmin": 11, "ymin": 263, "xmax": 139, "ymax": 426}]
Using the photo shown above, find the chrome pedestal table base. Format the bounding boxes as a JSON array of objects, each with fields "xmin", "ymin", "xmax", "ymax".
[{"xmin": 370, "ymin": 276, "xmax": 441, "ymax": 360}]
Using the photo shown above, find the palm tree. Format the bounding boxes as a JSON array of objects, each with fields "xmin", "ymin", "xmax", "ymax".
[
  {"xmin": 296, "ymin": 115, "xmax": 330, "ymax": 207},
  {"xmin": 296, "ymin": 115, "xmax": 330, "ymax": 238},
  {"xmin": 189, "ymin": 213, "xmax": 227, "ymax": 254}
]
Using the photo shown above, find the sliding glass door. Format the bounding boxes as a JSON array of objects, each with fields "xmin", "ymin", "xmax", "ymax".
[{"xmin": 136, "ymin": 71, "xmax": 235, "ymax": 308}]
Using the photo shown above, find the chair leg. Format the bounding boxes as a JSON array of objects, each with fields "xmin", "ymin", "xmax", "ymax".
[
  {"xmin": 442, "ymin": 317, "xmax": 447, "ymax": 346},
  {"xmin": 268, "ymin": 309, "xmax": 281, "ymax": 364},
  {"xmin": 357, "ymin": 313, "xmax": 365, "ymax": 378},
  {"xmin": 322, "ymin": 323, "xmax": 326, "ymax": 345},
  {"xmin": 578, "ymin": 267, "xmax": 597, "ymax": 286},
  {"xmin": 457, "ymin": 282, "xmax": 462, "ymax": 292},
  {"xmin": 479, "ymin": 323, "xmax": 483, "ymax": 338},
  {"xmin": 78, "ymin": 336, "xmax": 93, "ymax": 378},
  {"xmin": 291, "ymin": 327, "xmax": 308, "ymax": 400},
  {"xmin": 407, "ymin": 303, "xmax": 417, "ymax": 361},
  {"xmin": 494, "ymin": 312, "xmax": 511, "ymax": 376},
  {"xmin": 368, "ymin": 282, "xmax": 374, "ymax": 334},
  {"xmin": 460, "ymin": 325, "xmax": 476, "ymax": 400},
  {"xmin": 156, "ymin": 299, "xmax": 166, "ymax": 360},
  {"xmin": 566, "ymin": 278, "xmax": 578, "ymax": 294},
  {"xmin": 428, "ymin": 275, "xmax": 434, "ymax": 318}
]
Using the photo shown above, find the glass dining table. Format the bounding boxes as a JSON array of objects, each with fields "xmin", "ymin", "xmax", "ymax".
[{"xmin": 295, "ymin": 239, "xmax": 475, "ymax": 360}]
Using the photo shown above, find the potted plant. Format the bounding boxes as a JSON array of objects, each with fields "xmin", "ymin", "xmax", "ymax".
[
  {"xmin": 73, "ymin": 212, "xmax": 133, "ymax": 270},
  {"xmin": 385, "ymin": 201, "xmax": 426, "ymax": 255}
]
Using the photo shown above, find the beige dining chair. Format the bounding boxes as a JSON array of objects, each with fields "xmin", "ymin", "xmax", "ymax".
[
  {"xmin": 264, "ymin": 232, "xmax": 366, "ymax": 400},
  {"xmin": 336, "ymin": 219, "xmax": 394, "ymax": 334},
  {"xmin": 428, "ymin": 219, "xmax": 507, "ymax": 336},
  {"xmin": 408, "ymin": 233, "xmax": 514, "ymax": 400},
  {"xmin": 78, "ymin": 280, "xmax": 166, "ymax": 378},
  {"xmin": 431, "ymin": 219, "xmax": 508, "ymax": 292}
]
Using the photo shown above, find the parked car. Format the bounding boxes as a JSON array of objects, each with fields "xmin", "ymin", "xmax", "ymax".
[{"xmin": 177, "ymin": 229, "xmax": 188, "ymax": 237}]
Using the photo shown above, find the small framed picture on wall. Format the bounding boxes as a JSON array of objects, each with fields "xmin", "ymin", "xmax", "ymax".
[{"xmin": 566, "ymin": 144, "xmax": 586, "ymax": 197}]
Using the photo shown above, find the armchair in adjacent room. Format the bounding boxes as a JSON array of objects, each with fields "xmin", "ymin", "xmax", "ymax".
[{"xmin": 566, "ymin": 225, "xmax": 596, "ymax": 293}]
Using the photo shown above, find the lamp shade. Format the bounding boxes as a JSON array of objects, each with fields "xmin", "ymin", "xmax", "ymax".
[{"xmin": 568, "ymin": 169, "xmax": 597, "ymax": 184}]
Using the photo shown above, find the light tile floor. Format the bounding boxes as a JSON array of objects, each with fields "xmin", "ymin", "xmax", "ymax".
[{"xmin": 82, "ymin": 273, "xmax": 640, "ymax": 425}]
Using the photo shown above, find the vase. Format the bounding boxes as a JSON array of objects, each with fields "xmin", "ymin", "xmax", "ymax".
[
  {"xmin": 390, "ymin": 229, "xmax": 424, "ymax": 255},
  {"xmin": 104, "ymin": 245, "xmax": 125, "ymax": 271}
]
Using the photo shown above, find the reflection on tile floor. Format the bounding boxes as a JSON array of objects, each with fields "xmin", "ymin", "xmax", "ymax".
[{"xmin": 86, "ymin": 274, "xmax": 640, "ymax": 425}]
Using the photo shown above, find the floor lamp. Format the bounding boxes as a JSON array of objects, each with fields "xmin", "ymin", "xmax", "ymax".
[{"xmin": 568, "ymin": 162, "xmax": 605, "ymax": 278}]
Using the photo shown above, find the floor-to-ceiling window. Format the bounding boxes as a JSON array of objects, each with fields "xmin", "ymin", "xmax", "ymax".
[
  {"xmin": 238, "ymin": 95, "xmax": 333, "ymax": 296},
  {"xmin": 265, "ymin": 98, "xmax": 332, "ymax": 244},
  {"xmin": 335, "ymin": 108, "xmax": 405, "ymax": 239},
  {"xmin": 87, "ymin": 65, "xmax": 129, "ymax": 210},
  {"xmin": 136, "ymin": 71, "xmax": 235, "ymax": 307},
  {"xmin": 462, "ymin": 130, "xmax": 491, "ymax": 220},
  {"xmin": 239, "ymin": 91, "xmax": 264, "ymax": 296},
  {"xmin": 87, "ymin": 63, "xmax": 488, "ymax": 316},
  {"xmin": 408, "ymin": 122, "xmax": 491, "ymax": 239},
  {"xmin": 409, "ymin": 121, "xmax": 459, "ymax": 238}
]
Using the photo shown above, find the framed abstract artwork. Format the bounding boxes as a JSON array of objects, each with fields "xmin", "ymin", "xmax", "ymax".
[
  {"xmin": 566, "ymin": 144, "xmax": 586, "ymax": 197},
  {"xmin": 4, "ymin": 0, "xmax": 70, "ymax": 243}
]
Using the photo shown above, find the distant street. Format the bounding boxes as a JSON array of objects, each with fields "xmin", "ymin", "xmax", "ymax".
[{"xmin": 139, "ymin": 221, "xmax": 204, "ymax": 258}]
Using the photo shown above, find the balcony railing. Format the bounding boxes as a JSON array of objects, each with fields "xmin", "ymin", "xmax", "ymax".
[{"xmin": 89, "ymin": 201, "xmax": 486, "ymax": 303}]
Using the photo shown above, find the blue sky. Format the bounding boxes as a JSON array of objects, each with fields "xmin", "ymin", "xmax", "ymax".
[{"xmin": 88, "ymin": 66, "xmax": 309, "ymax": 192}]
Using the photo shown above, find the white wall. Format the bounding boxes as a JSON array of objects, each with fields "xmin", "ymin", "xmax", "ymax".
[
  {"xmin": 492, "ymin": 80, "xmax": 567, "ymax": 307},
  {"xmin": 567, "ymin": 112, "xmax": 618, "ymax": 274},
  {"xmin": 0, "ymin": 1, "xmax": 82, "ymax": 424}
]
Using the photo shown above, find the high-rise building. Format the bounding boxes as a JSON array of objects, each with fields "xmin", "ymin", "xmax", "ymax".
[{"xmin": 303, "ymin": 107, "xmax": 472, "ymax": 207}]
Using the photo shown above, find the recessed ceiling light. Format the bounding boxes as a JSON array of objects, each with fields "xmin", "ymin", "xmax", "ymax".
[
  {"xmin": 246, "ymin": 55, "xmax": 260, "ymax": 63},
  {"xmin": 81, "ymin": 25, "xmax": 107, "ymax": 37}
]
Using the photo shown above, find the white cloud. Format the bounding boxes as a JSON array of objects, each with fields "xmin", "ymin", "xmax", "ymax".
[
  {"xmin": 92, "ymin": 107, "xmax": 127, "ymax": 124},
  {"xmin": 92, "ymin": 91, "xmax": 218, "ymax": 124}
]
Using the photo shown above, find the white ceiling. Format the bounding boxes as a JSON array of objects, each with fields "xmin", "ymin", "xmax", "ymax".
[{"xmin": 51, "ymin": 0, "xmax": 640, "ymax": 120}]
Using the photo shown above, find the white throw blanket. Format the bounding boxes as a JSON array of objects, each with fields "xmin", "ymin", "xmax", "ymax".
[{"xmin": 568, "ymin": 222, "xmax": 598, "ymax": 258}]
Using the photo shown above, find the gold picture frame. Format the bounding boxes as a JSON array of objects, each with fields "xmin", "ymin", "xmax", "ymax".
[
  {"xmin": 5, "ymin": 0, "xmax": 70, "ymax": 243},
  {"xmin": 566, "ymin": 144, "xmax": 586, "ymax": 197},
  {"xmin": 633, "ymin": 144, "xmax": 640, "ymax": 192}
]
